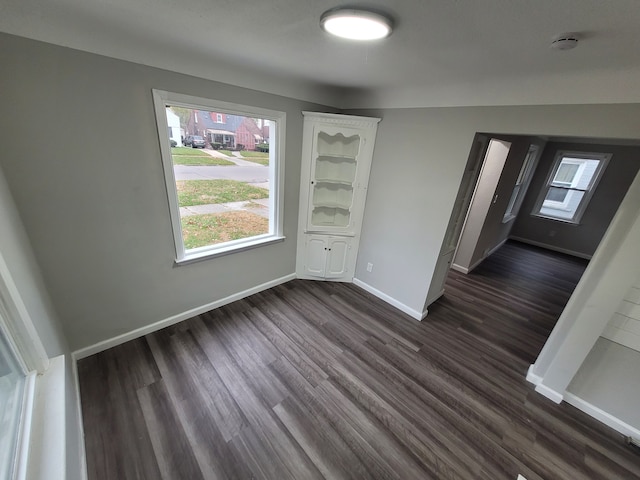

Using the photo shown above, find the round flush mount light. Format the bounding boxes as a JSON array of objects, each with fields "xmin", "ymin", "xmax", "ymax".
[
  {"xmin": 551, "ymin": 33, "xmax": 579, "ymax": 50},
  {"xmin": 320, "ymin": 8, "xmax": 393, "ymax": 41}
]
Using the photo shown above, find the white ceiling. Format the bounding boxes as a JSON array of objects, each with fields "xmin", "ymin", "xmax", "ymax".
[{"xmin": 2, "ymin": 0, "xmax": 640, "ymax": 108}]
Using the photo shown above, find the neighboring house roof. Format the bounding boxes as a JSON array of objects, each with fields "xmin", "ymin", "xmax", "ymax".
[
  {"xmin": 208, "ymin": 129, "xmax": 235, "ymax": 136},
  {"xmin": 238, "ymin": 117, "xmax": 263, "ymax": 137},
  {"xmin": 195, "ymin": 111, "xmax": 244, "ymax": 133}
]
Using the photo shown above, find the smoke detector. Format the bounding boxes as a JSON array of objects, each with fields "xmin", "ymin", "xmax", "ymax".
[{"xmin": 551, "ymin": 34, "xmax": 579, "ymax": 50}]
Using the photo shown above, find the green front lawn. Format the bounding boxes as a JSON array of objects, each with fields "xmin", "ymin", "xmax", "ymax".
[
  {"xmin": 240, "ymin": 151, "xmax": 269, "ymax": 166},
  {"xmin": 170, "ymin": 146, "xmax": 234, "ymax": 166},
  {"xmin": 182, "ymin": 211, "xmax": 268, "ymax": 249},
  {"xmin": 176, "ymin": 180, "xmax": 268, "ymax": 207},
  {"xmin": 171, "ymin": 147, "xmax": 208, "ymax": 156},
  {"xmin": 172, "ymin": 155, "xmax": 234, "ymax": 166},
  {"xmin": 219, "ymin": 150, "xmax": 234, "ymax": 156}
]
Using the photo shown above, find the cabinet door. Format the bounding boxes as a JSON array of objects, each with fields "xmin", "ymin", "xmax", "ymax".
[
  {"xmin": 325, "ymin": 237, "xmax": 351, "ymax": 279},
  {"xmin": 303, "ymin": 236, "xmax": 327, "ymax": 278}
]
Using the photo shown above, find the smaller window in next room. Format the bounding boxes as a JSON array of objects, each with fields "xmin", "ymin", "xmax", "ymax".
[
  {"xmin": 532, "ymin": 150, "xmax": 611, "ymax": 224},
  {"xmin": 152, "ymin": 90, "xmax": 286, "ymax": 263},
  {"xmin": 503, "ymin": 144, "xmax": 539, "ymax": 223}
]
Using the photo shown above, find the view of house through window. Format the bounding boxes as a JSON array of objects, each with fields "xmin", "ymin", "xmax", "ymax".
[
  {"xmin": 533, "ymin": 151, "xmax": 610, "ymax": 223},
  {"xmin": 153, "ymin": 90, "xmax": 285, "ymax": 262}
]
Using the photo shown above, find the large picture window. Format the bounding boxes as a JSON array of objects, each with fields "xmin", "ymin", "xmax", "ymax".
[
  {"xmin": 152, "ymin": 90, "xmax": 285, "ymax": 263},
  {"xmin": 533, "ymin": 150, "xmax": 610, "ymax": 224}
]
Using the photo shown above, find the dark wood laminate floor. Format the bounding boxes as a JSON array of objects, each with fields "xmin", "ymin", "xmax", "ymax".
[{"xmin": 78, "ymin": 241, "xmax": 640, "ymax": 480}]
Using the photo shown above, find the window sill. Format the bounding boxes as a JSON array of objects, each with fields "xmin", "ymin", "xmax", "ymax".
[
  {"xmin": 175, "ymin": 235, "xmax": 286, "ymax": 265},
  {"xmin": 502, "ymin": 214, "xmax": 516, "ymax": 224},
  {"xmin": 17, "ymin": 355, "xmax": 66, "ymax": 480},
  {"xmin": 531, "ymin": 214, "xmax": 581, "ymax": 226}
]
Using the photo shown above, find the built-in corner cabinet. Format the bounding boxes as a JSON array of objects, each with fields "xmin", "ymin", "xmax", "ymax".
[{"xmin": 296, "ymin": 112, "xmax": 380, "ymax": 281}]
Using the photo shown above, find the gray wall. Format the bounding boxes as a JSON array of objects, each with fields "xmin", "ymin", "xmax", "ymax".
[
  {"xmin": 0, "ymin": 33, "xmax": 333, "ymax": 350},
  {"xmin": 349, "ymin": 104, "xmax": 640, "ymax": 317},
  {"xmin": 511, "ymin": 142, "xmax": 640, "ymax": 257}
]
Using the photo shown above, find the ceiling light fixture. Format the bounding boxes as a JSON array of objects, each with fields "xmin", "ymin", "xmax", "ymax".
[
  {"xmin": 320, "ymin": 8, "xmax": 393, "ymax": 41},
  {"xmin": 551, "ymin": 33, "xmax": 579, "ymax": 50}
]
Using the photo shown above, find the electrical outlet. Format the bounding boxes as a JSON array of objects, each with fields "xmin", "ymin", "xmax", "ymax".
[{"xmin": 366, "ymin": 262, "xmax": 373, "ymax": 272}]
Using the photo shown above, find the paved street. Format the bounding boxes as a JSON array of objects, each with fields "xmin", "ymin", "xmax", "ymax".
[
  {"xmin": 174, "ymin": 149, "xmax": 269, "ymax": 184},
  {"xmin": 175, "ymin": 149, "xmax": 270, "ymax": 217},
  {"xmin": 173, "ymin": 165, "xmax": 268, "ymax": 183}
]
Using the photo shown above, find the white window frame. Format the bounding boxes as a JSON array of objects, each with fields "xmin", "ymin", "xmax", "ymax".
[
  {"xmin": 503, "ymin": 144, "xmax": 539, "ymax": 223},
  {"xmin": 532, "ymin": 150, "xmax": 611, "ymax": 224},
  {"xmin": 0, "ymin": 251, "xmax": 61, "ymax": 480},
  {"xmin": 152, "ymin": 90, "xmax": 286, "ymax": 264},
  {"xmin": 216, "ymin": 113, "xmax": 223, "ymax": 123}
]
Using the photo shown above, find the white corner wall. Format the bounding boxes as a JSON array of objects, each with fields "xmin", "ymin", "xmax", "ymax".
[
  {"xmin": 529, "ymin": 169, "xmax": 640, "ymax": 409},
  {"xmin": 567, "ymin": 338, "xmax": 640, "ymax": 435}
]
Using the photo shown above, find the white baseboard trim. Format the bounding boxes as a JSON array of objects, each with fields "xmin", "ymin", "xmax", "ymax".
[
  {"xmin": 509, "ymin": 236, "xmax": 592, "ymax": 260},
  {"xmin": 425, "ymin": 289, "xmax": 445, "ymax": 310},
  {"xmin": 466, "ymin": 257, "xmax": 485, "ymax": 274},
  {"xmin": 564, "ymin": 392, "xmax": 640, "ymax": 439},
  {"xmin": 352, "ymin": 278, "xmax": 425, "ymax": 321},
  {"xmin": 71, "ymin": 355, "xmax": 88, "ymax": 480},
  {"xmin": 452, "ymin": 255, "xmax": 488, "ymax": 275},
  {"xmin": 450, "ymin": 263, "xmax": 469, "ymax": 274},
  {"xmin": 487, "ymin": 238, "xmax": 508, "ymax": 257},
  {"xmin": 450, "ymin": 240, "xmax": 507, "ymax": 276},
  {"xmin": 73, "ymin": 273, "xmax": 296, "ymax": 359},
  {"xmin": 526, "ymin": 364, "xmax": 542, "ymax": 386},
  {"xmin": 534, "ymin": 383, "xmax": 564, "ymax": 404},
  {"xmin": 527, "ymin": 364, "xmax": 563, "ymax": 403}
]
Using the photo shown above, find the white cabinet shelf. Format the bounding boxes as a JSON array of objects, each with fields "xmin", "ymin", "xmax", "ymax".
[{"xmin": 297, "ymin": 112, "xmax": 380, "ymax": 282}]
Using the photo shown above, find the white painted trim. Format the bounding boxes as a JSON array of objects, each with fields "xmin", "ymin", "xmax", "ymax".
[
  {"xmin": 517, "ymin": 475, "xmax": 528, "ymax": 480},
  {"xmin": 73, "ymin": 273, "xmax": 296, "ymax": 359},
  {"xmin": 26, "ymin": 355, "xmax": 66, "ymax": 480},
  {"xmin": 425, "ymin": 289, "xmax": 444, "ymax": 309},
  {"xmin": 508, "ymin": 236, "xmax": 592, "ymax": 260},
  {"xmin": 450, "ymin": 263, "xmax": 469, "ymax": 274},
  {"xmin": 454, "ymin": 255, "xmax": 485, "ymax": 275},
  {"xmin": 71, "ymin": 355, "xmax": 88, "ymax": 480},
  {"xmin": 564, "ymin": 392, "xmax": 640, "ymax": 440},
  {"xmin": 525, "ymin": 364, "xmax": 542, "ymax": 386},
  {"xmin": 0, "ymin": 251, "xmax": 49, "ymax": 373},
  {"xmin": 452, "ymin": 239, "xmax": 508, "ymax": 275},
  {"xmin": 14, "ymin": 371, "xmax": 36, "ymax": 480},
  {"xmin": 152, "ymin": 89, "xmax": 287, "ymax": 264},
  {"xmin": 487, "ymin": 238, "xmax": 508, "ymax": 257},
  {"xmin": 352, "ymin": 278, "xmax": 424, "ymax": 321},
  {"xmin": 534, "ymin": 383, "xmax": 564, "ymax": 404}
]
